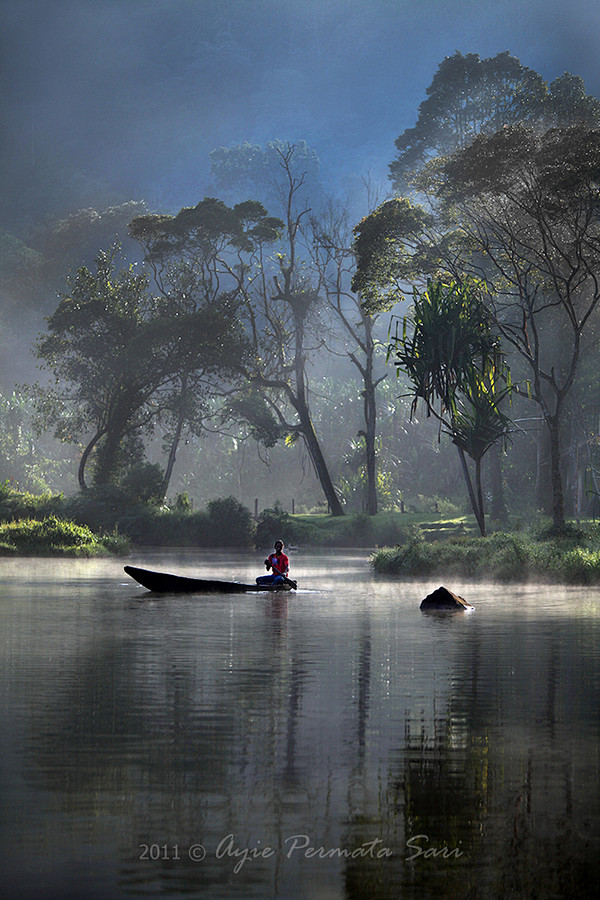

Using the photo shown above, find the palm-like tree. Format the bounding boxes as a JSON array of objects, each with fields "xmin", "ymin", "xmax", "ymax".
[{"xmin": 391, "ymin": 278, "xmax": 511, "ymax": 535}]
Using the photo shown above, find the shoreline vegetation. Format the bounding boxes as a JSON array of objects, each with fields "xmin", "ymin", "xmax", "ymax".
[
  {"xmin": 371, "ymin": 524, "xmax": 600, "ymax": 585},
  {"xmin": 2, "ymin": 486, "xmax": 600, "ymax": 583},
  {"xmin": 0, "ymin": 515, "xmax": 129, "ymax": 557}
]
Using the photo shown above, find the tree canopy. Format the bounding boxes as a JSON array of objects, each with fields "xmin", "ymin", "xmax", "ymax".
[
  {"xmin": 356, "ymin": 123, "xmax": 600, "ymax": 528},
  {"xmin": 35, "ymin": 247, "xmax": 249, "ymax": 489},
  {"xmin": 389, "ymin": 51, "xmax": 600, "ymax": 191}
]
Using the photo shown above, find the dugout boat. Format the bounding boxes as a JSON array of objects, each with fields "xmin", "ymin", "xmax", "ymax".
[{"xmin": 124, "ymin": 565, "xmax": 295, "ymax": 594}]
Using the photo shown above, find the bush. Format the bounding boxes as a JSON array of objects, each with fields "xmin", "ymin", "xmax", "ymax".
[
  {"xmin": 0, "ymin": 515, "xmax": 130, "ymax": 556},
  {"xmin": 206, "ymin": 497, "xmax": 255, "ymax": 546},
  {"xmin": 62, "ymin": 485, "xmax": 132, "ymax": 532},
  {"xmin": 255, "ymin": 501, "xmax": 292, "ymax": 548},
  {"xmin": 116, "ymin": 508, "xmax": 212, "ymax": 546},
  {"xmin": 120, "ymin": 463, "xmax": 166, "ymax": 506},
  {"xmin": 371, "ymin": 523, "xmax": 600, "ymax": 584},
  {"xmin": 171, "ymin": 491, "xmax": 192, "ymax": 512},
  {"xmin": 557, "ymin": 547, "xmax": 600, "ymax": 584},
  {"xmin": 0, "ymin": 486, "xmax": 63, "ymax": 522}
]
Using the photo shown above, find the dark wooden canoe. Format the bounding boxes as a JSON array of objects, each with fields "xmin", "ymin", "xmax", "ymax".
[{"xmin": 124, "ymin": 565, "xmax": 294, "ymax": 594}]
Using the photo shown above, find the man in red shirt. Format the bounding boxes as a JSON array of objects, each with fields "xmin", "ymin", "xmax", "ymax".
[{"xmin": 256, "ymin": 540, "xmax": 290, "ymax": 586}]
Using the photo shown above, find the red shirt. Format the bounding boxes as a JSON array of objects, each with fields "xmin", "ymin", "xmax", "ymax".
[{"xmin": 267, "ymin": 551, "xmax": 289, "ymax": 575}]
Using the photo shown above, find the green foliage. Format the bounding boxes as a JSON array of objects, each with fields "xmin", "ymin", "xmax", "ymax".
[
  {"xmin": 352, "ymin": 198, "xmax": 433, "ymax": 311},
  {"xmin": 226, "ymin": 389, "xmax": 286, "ymax": 447},
  {"xmin": 62, "ymin": 488, "xmax": 256, "ymax": 547},
  {"xmin": 34, "ymin": 246, "xmax": 165, "ymax": 484},
  {"xmin": 0, "ymin": 230, "xmax": 45, "ymax": 315},
  {"xmin": 120, "ymin": 463, "xmax": 165, "ymax": 506},
  {"xmin": 0, "ymin": 515, "xmax": 129, "ymax": 557},
  {"xmin": 129, "ymin": 196, "xmax": 283, "ymax": 262},
  {"xmin": 33, "ymin": 243, "xmax": 252, "ymax": 488},
  {"xmin": 0, "ymin": 389, "xmax": 74, "ymax": 494},
  {"xmin": 209, "ymin": 140, "xmax": 321, "ymax": 205},
  {"xmin": 548, "ymin": 72, "xmax": 600, "ymax": 126},
  {"xmin": 172, "ymin": 491, "xmax": 192, "ymax": 512},
  {"xmin": 62, "ymin": 485, "xmax": 134, "ymax": 533},
  {"xmin": 389, "ymin": 277, "xmax": 511, "ymax": 536},
  {"xmin": 448, "ymin": 371, "xmax": 512, "ymax": 458},
  {"xmin": 113, "ymin": 508, "xmax": 210, "ymax": 546},
  {"xmin": 336, "ymin": 437, "xmax": 402, "ymax": 512},
  {"xmin": 391, "ymin": 278, "xmax": 503, "ymax": 417},
  {"xmin": 256, "ymin": 511, "xmax": 425, "ymax": 549},
  {"xmin": 206, "ymin": 496, "xmax": 255, "ymax": 546},
  {"xmin": 0, "ymin": 486, "xmax": 63, "ymax": 522},
  {"xmin": 255, "ymin": 501, "xmax": 292, "ymax": 548},
  {"xmin": 438, "ymin": 125, "xmax": 600, "ymax": 529},
  {"xmin": 372, "ymin": 524, "xmax": 600, "ymax": 584},
  {"xmin": 389, "ymin": 50, "xmax": 600, "ymax": 191}
]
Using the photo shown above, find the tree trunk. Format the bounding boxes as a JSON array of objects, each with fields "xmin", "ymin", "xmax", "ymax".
[
  {"xmin": 362, "ymin": 379, "xmax": 378, "ymax": 516},
  {"xmin": 457, "ymin": 446, "xmax": 486, "ymax": 536},
  {"xmin": 475, "ymin": 455, "xmax": 486, "ymax": 537},
  {"xmin": 489, "ymin": 443, "xmax": 509, "ymax": 524},
  {"xmin": 163, "ymin": 408, "xmax": 185, "ymax": 498},
  {"xmin": 93, "ymin": 424, "xmax": 126, "ymax": 485},
  {"xmin": 290, "ymin": 297, "xmax": 344, "ymax": 517},
  {"xmin": 535, "ymin": 425, "xmax": 552, "ymax": 514},
  {"xmin": 547, "ymin": 416, "xmax": 566, "ymax": 529},
  {"xmin": 78, "ymin": 429, "xmax": 106, "ymax": 491},
  {"xmin": 298, "ymin": 405, "xmax": 345, "ymax": 516},
  {"xmin": 363, "ymin": 313, "xmax": 379, "ymax": 516},
  {"xmin": 93, "ymin": 390, "xmax": 138, "ymax": 486},
  {"xmin": 163, "ymin": 378, "xmax": 188, "ymax": 497}
]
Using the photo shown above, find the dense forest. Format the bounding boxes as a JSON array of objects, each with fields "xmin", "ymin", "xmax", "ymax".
[{"xmin": 3, "ymin": 49, "xmax": 600, "ymax": 532}]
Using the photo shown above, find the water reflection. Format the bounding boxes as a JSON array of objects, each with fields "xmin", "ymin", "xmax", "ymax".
[{"xmin": 1, "ymin": 553, "xmax": 599, "ymax": 898}]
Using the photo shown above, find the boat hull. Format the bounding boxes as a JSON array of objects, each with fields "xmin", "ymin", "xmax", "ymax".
[{"xmin": 124, "ymin": 565, "xmax": 294, "ymax": 594}]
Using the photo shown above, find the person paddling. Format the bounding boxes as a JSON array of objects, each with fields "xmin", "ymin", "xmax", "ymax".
[{"xmin": 257, "ymin": 540, "xmax": 291, "ymax": 587}]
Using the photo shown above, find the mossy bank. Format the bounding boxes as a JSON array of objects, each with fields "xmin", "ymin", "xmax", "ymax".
[
  {"xmin": 371, "ymin": 524, "xmax": 600, "ymax": 584},
  {"xmin": 0, "ymin": 516, "xmax": 129, "ymax": 557}
]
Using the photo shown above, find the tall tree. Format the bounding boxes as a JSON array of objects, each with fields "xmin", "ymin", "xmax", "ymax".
[
  {"xmin": 390, "ymin": 279, "xmax": 511, "ymax": 536},
  {"xmin": 437, "ymin": 126, "xmax": 600, "ymax": 529},
  {"xmin": 34, "ymin": 247, "xmax": 248, "ymax": 490},
  {"xmin": 194, "ymin": 144, "xmax": 345, "ymax": 515},
  {"xmin": 210, "ymin": 139, "xmax": 321, "ymax": 207},
  {"xmin": 390, "ymin": 51, "xmax": 548, "ymax": 191},
  {"xmin": 245, "ymin": 145, "xmax": 345, "ymax": 515},
  {"xmin": 129, "ymin": 197, "xmax": 282, "ymax": 493},
  {"xmin": 309, "ymin": 200, "xmax": 386, "ymax": 514},
  {"xmin": 355, "ymin": 126, "xmax": 600, "ymax": 530}
]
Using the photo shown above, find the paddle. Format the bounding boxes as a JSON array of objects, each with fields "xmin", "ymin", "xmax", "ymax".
[{"xmin": 269, "ymin": 560, "xmax": 297, "ymax": 590}]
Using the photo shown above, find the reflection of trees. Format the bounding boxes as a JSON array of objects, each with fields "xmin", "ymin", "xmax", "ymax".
[
  {"xmin": 20, "ymin": 599, "xmax": 316, "ymax": 896},
  {"xmin": 15, "ymin": 587, "xmax": 600, "ymax": 899},
  {"xmin": 343, "ymin": 615, "xmax": 600, "ymax": 900}
]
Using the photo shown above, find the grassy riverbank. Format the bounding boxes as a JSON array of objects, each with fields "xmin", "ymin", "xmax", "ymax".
[
  {"xmin": 0, "ymin": 516, "xmax": 130, "ymax": 557},
  {"xmin": 0, "ymin": 486, "xmax": 461, "ymax": 550},
  {"xmin": 371, "ymin": 523, "xmax": 600, "ymax": 584},
  {"xmin": 5, "ymin": 484, "xmax": 598, "ymax": 581}
]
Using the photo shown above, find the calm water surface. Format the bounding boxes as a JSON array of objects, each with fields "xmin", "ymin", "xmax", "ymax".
[{"xmin": 1, "ymin": 550, "xmax": 599, "ymax": 899}]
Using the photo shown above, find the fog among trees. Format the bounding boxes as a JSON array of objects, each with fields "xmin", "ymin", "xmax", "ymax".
[{"xmin": 3, "ymin": 0, "xmax": 600, "ymax": 523}]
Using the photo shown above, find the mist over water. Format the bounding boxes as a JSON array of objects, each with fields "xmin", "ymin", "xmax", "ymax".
[{"xmin": 1, "ymin": 553, "xmax": 599, "ymax": 898}]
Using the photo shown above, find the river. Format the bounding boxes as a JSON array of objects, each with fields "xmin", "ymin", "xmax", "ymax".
[{"xmin": 1, "ymin": 549, "xmax": 599, "ymax": 899}]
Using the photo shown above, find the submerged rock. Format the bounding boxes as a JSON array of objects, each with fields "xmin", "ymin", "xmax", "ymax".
[{"xmin": 420, "ymin": 586, "xmax": 474, "ymax": 611}]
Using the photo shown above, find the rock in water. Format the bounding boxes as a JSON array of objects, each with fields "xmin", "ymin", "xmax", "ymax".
[{"xmin": 420, "ymin": 586, "xmax": 474, "ymax": 611}]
